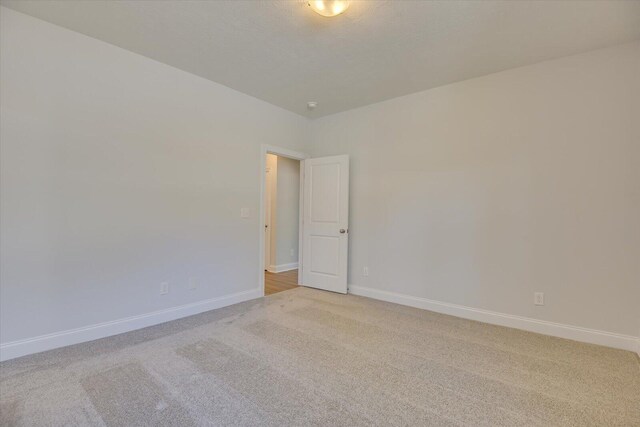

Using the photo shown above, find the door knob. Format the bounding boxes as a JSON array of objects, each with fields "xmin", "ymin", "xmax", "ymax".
[{"xmin": 339, "ymin": 229, "xmax": 347, "ymax": 234}]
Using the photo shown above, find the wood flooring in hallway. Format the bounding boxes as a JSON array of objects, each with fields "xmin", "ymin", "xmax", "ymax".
[{"xmin": 265, "ymin": 269, "xmax": 298, "ymax": 295}]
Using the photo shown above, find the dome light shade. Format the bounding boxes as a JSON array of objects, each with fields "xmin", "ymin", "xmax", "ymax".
[{"xmin": 308, "ymin": 1, "xmax": 350, "ymax": 17}]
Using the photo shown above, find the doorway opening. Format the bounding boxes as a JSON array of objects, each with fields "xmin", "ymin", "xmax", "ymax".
[
  {"xmin": 259, "ymin": 145, "xmax": 349, "ymax": 296},
  {"xmin": 262, "ymin": 149, "xmax": 305, "ymax": 296}
]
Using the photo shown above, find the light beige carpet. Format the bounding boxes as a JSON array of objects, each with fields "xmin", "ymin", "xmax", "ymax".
[{"xmin": 1, "ymin": 287, "xmax": 638, "ymax": 426}]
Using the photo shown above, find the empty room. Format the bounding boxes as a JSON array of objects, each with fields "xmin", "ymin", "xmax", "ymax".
[{"xmin": 0, "ymin": 1, "xmax": 639, "ymax": 426}]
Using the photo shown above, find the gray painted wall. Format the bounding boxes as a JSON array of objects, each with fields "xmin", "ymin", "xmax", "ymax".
[
  {"xmin": 310, "ymin": 42, "xmax": 640, "ymax": 337},
  {"xmin": 0, "ymin": 8, "xmax": 309, "ymax": 344}
]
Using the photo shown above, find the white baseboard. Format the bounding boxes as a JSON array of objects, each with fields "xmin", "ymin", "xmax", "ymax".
[
  {"xmin": 0, "ymin": 288, "xmax": 263, "ymax": 362},
  {"xmin": 349, "ymin": 285, "xmax": 639, "ymax": 353},
  {"xmin": 267, "ymin": 262, "xmax": 298, "ymax": 273}
]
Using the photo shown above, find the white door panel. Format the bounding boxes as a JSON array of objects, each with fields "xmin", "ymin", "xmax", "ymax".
[
  {"xmin": 302, "ymin": 155, "xmax": 349, "ymax": 294},
  {"xmin": 310, "ymin": 163, "xmax": 340, "ymax": 223},
  {"xmin": 310, "ymin": 236, "xmax": 340, "ymax": 275}
]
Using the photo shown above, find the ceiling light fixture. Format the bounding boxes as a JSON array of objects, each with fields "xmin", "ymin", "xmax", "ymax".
[
  {"xmin": 308, "ymin": 0, "xmax": 350, "ymax": 17},
  {"xmin": 307, "ymin": 101, "xmax": 318, "ymax": 110}
]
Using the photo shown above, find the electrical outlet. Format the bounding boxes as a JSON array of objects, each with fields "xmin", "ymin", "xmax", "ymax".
[
  {"xmin": 189, "ymin": 278, "xmax": 197, "ymax": 291},
  {"xmin": 160, "ymin": 282, "xmax": 169, "ymax": 295},
  {"xmin": 363, "ymin": 266, "xmax": 369, "ymax": 276},
  {"xmin": 534, "ymin": 292, "xmax": 544, "ymax": 306}
]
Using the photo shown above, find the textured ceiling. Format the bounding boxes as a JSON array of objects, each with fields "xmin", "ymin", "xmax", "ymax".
[{"xmin": 2, "ymin": 0, "xmax": 640, "ymax": 118}]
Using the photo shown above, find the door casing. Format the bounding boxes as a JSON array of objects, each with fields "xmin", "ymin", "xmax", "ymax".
[
  {"xmin": 264, "ymin": 164, "xmax": 273, "ymax": 271},
  {"xmin": 259, "ymin": 145, "xmax": 308, "ymax": 296}
]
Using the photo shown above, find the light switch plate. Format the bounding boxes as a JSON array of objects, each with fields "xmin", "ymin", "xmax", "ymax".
[{"xmin": 240, "ymin": 208, "xmax": 250, "ymax": 218}]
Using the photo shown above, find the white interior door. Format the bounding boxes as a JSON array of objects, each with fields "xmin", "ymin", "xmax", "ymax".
[{"xmin": 302, "ymin": 155, "xmax": 349, "ymax": 294}]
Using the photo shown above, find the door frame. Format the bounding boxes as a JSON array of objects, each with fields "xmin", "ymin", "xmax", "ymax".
[
  {"xmin": 259, "ymin": 144, "xmax": 308, "ymax": 296},
  {"xmin": 264, "ymin": 163, "xmax": 273, "ymax": 271}
]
